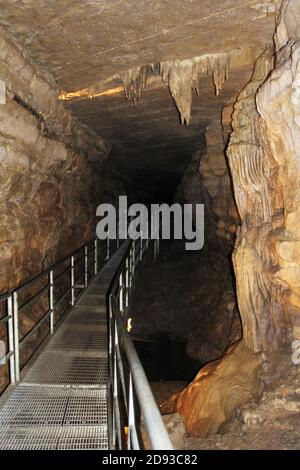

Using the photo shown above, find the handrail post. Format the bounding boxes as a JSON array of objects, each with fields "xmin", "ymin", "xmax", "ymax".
[
  {"xmin": 119, "ymin": 273, "xmax": 124, "ymax": 316},
  {"xmin": 107, "ymin": 231, "xmax": 110, "ymax": 260},
  {"xmin": 84, "ymin": 245, "xmax": 88, "ymax": 287},
  {"xmin": 128, "ymin": 372, "xmax": 139, "ymax": 449},
  {"xmin": 125, "ymin": 257, "xmax": 129, "ymax": 309},
  {"xmin": 117, "ymin": 217, "xmax": 120, "ymax": 249},
  {"xmin": 13, "ymin": 291, "xmax": 20, "ymax": 382},
  {"xmin": 70, "ymin": 255, "xmax": 75, "ymax": 306},
  {"xmin": 7, "ymin": 295, "xmax": 16, "ymax": 385},
  {"xmin": 132, "ymin": 241, "xmax": 136, "ymax": 278},
  {"xmin": 49, "ymin": 270, "xmax": 54, "ymax": 334},
  {"xmin": 113, "ymin": 317, "xmax": 122, "ymax": 448},
  {"xmin": 129, "ymin": 247, "xmax": 133, "ymax": 289},
  {"xmin": 94, "ymin": 238, "xmax": 98, "ymax": 275}
]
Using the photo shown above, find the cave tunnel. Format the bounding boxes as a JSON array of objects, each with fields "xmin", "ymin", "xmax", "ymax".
[{"xmin": 0, "ymin": 0, "xmax": 300, "ymax": 453}]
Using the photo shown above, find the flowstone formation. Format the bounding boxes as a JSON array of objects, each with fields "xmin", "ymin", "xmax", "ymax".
[
  {"xmin": 229, "ymin": 0, "xmax": 300, "ymax": 353},
  {"xmin": 165, "ymin": 50, "xmax": 275, "ymax": 438},
  {"xmin": 164, "ymin": 0, "xmax": 300, "ymax": 437}
]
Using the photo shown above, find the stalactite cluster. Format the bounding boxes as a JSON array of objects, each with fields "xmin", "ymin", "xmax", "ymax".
[
  {"xmin": 117, "ymin": 53, "xmax": 230, "ymax": 124},
  {"xmin": 118, "ymin": 65, "xmax": 152, "ymax": 102}
]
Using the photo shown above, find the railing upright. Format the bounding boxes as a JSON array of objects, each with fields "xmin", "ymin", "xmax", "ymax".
[
  {"xmin": 84, "ymin": 246, "xmax": 88, "ymax": 287},
  {"xmin": 106, "ymin": 230, "xmax": 110, "ymax": 260},
  {"xmin": 119, "ymin": 273, "xmax": 123, "ymax": 316},
  {"xmin": 125, "ymin": 258, "xmax": 129, "ymax": 310},
  {"xmin": 94, "ymin": 238, "xmax": 98, "ymax": 275},
  {"xmin": 49, "ymin": 270, "xmax": 54, "ymax": 334},
  {"xmin": 109, "ymin": 237, "xmax": 174, "ymax": 450},
  {"xmin": 70, "ymin": 255, "xmax": 75, "ymax": 306},
  {"xmin": 140, "ymin": 239, "xmax": 143, "ymax": 261},
  {"xmin": 7, "ymin": 295, "xmax": 16, "ymax": 385},
  {"xmin": 12, "ymin": 292, "xmax": 20, "ymax": 382},
  {"xmin": 1, "ymin": 235, "xmax": 121, "ymax": 392}
]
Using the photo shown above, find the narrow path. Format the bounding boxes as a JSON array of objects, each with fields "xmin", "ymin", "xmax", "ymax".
[{"xmin": 0, "ymin": 242, "xmax": 129, "ymax": 450}]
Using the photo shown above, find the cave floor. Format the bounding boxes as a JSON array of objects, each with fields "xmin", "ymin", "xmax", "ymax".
[{"xmin": 185, "ymin": 356, "xmax": 300, "ymax": 450}]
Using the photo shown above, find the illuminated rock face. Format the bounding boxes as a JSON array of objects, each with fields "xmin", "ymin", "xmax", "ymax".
[
  {"xmin": 0, "ymin": 31, "xmax": 115, "ymax": 293},
  {"xmin": 175, "ymin": 342, "xmax": 263, "ymax": 437},
  {"xmin": 227, "ymin": 48, "xmax": 285, "ymax": 353},
  {"xmin": 1, "ymin": 0, "xmax": 300, "ymax": 441},
  {"xmin": 229, "ymin": 0, "xmax": 300, "ymax": 352},
  {"xmin": 0, "ymin": 30, "xmax": 122, "ymax": 393},
  {"xmin": 171, "ymin": 0, "xmax": 300, "ymax": 437}
]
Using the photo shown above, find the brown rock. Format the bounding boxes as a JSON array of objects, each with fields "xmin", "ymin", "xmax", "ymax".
[{"xmin": 175, "ymin": 342, "xmax": 263, "ymax": 437}]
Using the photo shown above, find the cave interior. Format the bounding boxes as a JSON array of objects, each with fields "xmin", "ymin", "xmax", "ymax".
[{"xmin": 1, "ymin": 0, "xmax": 300, "ymax": 451}]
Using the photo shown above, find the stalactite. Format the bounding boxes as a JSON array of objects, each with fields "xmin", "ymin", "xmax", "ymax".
[
  {"xmin": 118, "ymin": 65, "xmax": 152, "ymax": 102},
  {"xmin": 191, "ymin": 53, "xmax": 230, "ymax": 96},
  {"xmin": 116, "ymin": 53, "xmax": 230, "ymax": 124},
  {"xmin": 161, "ymin": 60, "xmax": 193, "ymax": 124}
]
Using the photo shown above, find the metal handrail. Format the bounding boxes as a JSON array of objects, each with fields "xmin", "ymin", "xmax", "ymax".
[
  {"xmin": 0, "ymin": 238, "xmax": 94, "ymax": 302},
  {"xmin": 108, "ymin": 238, "xmax": 173, "ymax": 450},
  {"xmin": 0, "ymin": 226, "xmax": 122, "ymax": 391},
  {"xmin": 0, "ymin": 211, "xmax": 128, "ymax": 392}
]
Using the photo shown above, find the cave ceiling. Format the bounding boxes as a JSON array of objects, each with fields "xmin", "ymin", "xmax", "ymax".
[{"xmin": 0, "ymin": 0, "xmax": 278, "ymax": 191}]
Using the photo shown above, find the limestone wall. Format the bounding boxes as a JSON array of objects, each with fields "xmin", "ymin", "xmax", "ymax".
[
  {"xmin": 0, "ymin": 29, "xmax": 115, "ymax": 292},
  {"xmin": 228, "ymin": 0, "xmax": 300, "ymax": 352}
]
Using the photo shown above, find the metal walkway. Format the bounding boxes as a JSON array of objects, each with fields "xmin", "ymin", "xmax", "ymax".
[{"xmin": 0, "ymin": 242, "xmax": 130, "ymax": 450}]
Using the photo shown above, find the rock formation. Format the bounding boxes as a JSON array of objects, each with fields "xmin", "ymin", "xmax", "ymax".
[
  {"xmin": 171, "ymin": 342, "xmax": 263, "ymax": 437},
  {"xmin": 229, "ymin": 0, "xmax": 300, "ymax": 353},
  {"xmin": 0, "ymin": 29, "xmax": 121, "ymax": 392},
  {"xmin": 0, "ymin": 29, "xmax": 117, "ymax": 293},
  {"xmin": 2, "ymin": 0, "xmax": 299, "ymax": 448},
  {"xmin": 168, "ymin": 0, "xmax": 300, "ymax": 437}
]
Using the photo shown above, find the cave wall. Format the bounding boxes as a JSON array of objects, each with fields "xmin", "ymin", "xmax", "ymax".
[
  {"xmin": 200, "ymin": 119, "xmax": 239, "ymax": 250},
  {"xmin": 228, "ymin": 0, "xmax": 300, "ymax": 353},
  {"xmin": 174, "ymin": 127, "xmax": 241, "ymax": 364},
  {"xmin": 168, "ymin": 0, "xmax": 300, "ymax": 438},
  {"xmin": 0, "ymin": 28, "xmax": 118, "ymax": 293}
]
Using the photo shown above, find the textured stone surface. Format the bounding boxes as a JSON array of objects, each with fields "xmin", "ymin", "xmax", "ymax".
[
  {"xmin": 172, "ymin": 0, "xmax": 300, "ymax": 439},
  {"xmin": 185, "ymin": 353, "xmax": 300, "ymax": 449},
  {"xmin": 200, "ymin": 119, "xmax": 239, "ymax": 246},
  {"xmin": 0, "ymin": 1, "xmax": 278, "ymax": 89},
  {"xmin": 131, "ymin": 239, "xmax": 241, "ymax": 366},
  {"xmin": 0, "ymin": 30, "xmax": 116, "ymax": 293},
  {"xmin": 162, "ymin": 341, "xmax": 263, "ymax": 437},
  {"xmin": 0, "ymin": 2, "xmax": 279, "ymax": 194},
  {"xmin": 0, "ymin": 28, "xmax": 122, "ymax": 393},
  {"xmin": 227, "ymin": 0, "xmax": 300, "ymax": 352},
  {"xmin": 0, "ymin": 28, "xmax": 109, "ymax": 162},
  {"xmin": 142, "ymin": 412, "xmax": 186, "ymax": 450}
]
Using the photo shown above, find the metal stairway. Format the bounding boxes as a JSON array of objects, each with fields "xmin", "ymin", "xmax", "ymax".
[{"xmin": 0, "ymin": 242, "xmax": 130, "ymax": 450}]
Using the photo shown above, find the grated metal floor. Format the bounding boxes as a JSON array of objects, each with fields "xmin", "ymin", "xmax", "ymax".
[{"xmin": 0, "ymin": 242, "xmax": 131, "ymax": 450}]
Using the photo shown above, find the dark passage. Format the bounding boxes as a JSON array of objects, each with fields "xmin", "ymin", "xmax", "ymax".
[{"xmin": 133, "ymin": 333, "xmax": 202, "ymax": 382}]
